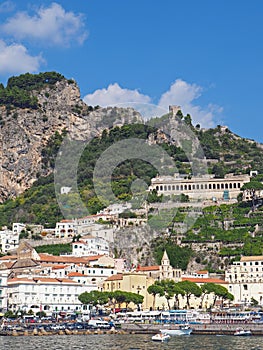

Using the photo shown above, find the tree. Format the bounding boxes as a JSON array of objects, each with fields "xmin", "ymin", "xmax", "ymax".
[
  {"xmin": 200, "ymin": 283, "xmax": 219, "ymax": 309},
  {"xmin": 129, "ymin": 293, "xmax": 144, "ymax": 310},
  {"xmin": 211, "ymin": 284, "xmax": 233, "ymax": 308},
  {"xmin": 173, "ymin": 283, "xmax": 185, "ymax": 309},
  {"xmin": 78, "ymin": 291, "xmax": 109, "ymax": 310},
  {"xmin": 147, "ymin": 282, "xmax": 164, "ymax": 310},
  {"xmin": 113, "ymin": 290, "xmax": 127, "ymax": 307},
  {"xmin": 178, "ymin": 280, "xmax": 202, "ymax": 309}
]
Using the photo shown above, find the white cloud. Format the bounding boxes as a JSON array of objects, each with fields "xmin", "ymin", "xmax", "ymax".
[
  {"xmin": 0, "ymin": 1, "xmax": 15, "ymax": 13},
  {"xmin": 0, "ymin": 40, "xmax": 44, "ymax": 75},
  {"xmin": 83, "ymin": 79, "xmax": 222, "ymax": 127},
  {"xmin": 83, "ymin": 83, "xmax": 151, "ymax": 106},
  {"xmin": 158, "ymin": 79, "xmax": 222, "ymax": 127},
  {"xmin": 1, "ymin": 2, "xmax": 88, "ymax": 47}
]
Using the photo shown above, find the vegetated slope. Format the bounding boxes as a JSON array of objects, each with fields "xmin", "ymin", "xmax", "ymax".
[
  {"xmin": 1, "ymin": 109, "xmax": 263, "ymax": 227},
  {"xmin": 197, "ymin": 125, "xmax": 263, "ymax": 176},
  {"xmin": 0, "ymin": 71, "xmax": 142, "ymax": 202},
  {"xmin": 1, "ymin": 72, "xmax": 263, "ymax": 269},
  {"xmin": 148, "ymin": 200, "xmax": 263, "ymax": 273}
]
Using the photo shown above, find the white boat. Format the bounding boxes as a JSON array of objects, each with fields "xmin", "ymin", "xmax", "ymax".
[
  {"xmin": 234, "ymin": 328, "xmax": 252, "ymax": 336},
  {"xmin": 152, "ymin": 333, "xmax": 170, "ymax": 342},
  {"xmin": 160, "ymin": 325, "xmax": 192, "ymax": 336}
]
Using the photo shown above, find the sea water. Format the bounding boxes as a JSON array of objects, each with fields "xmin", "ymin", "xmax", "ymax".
[{"xmin": 0, "ymin": 334, "xmax": 262, "ymax": 350}]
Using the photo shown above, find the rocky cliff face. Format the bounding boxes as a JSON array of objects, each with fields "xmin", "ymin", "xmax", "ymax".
[{"xmin": 0, "ymin": 78, "xmax": 142, "ymax": 202}]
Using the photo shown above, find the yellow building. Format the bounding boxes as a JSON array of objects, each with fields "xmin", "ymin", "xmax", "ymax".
[{"xmin": 103, "ymin": 272, "xmax": 154, "ymax": 310}]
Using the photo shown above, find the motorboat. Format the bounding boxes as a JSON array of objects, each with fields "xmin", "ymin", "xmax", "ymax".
[
  {"xmin": 234, "ymin": 328, "xmax": 252, "ymax": 336},
  {"xmin": 152, "ymin": 333, "xmax": 170, "ymax": 342},
  {"xmin": 160, "ymin": 324, "xmax": 192, "ymax": 336}
]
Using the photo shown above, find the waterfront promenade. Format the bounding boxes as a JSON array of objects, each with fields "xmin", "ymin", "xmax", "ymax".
[
  {"xmin": 121, "ymin": 322, "xmax": 263, "ymax": 336},
  {"xmin": 1, "ymin": 322, "xmax": 263, "ymax": 336}
]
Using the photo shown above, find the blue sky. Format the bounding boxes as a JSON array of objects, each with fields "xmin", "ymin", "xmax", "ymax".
[{"xmin": 0, "ymin": 1, "xmax": 263, "ymax": 141}]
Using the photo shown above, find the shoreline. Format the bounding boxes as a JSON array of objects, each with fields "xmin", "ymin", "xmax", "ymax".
[{"xmin": 1, "ymin": 322, "xmax": 263, "ymax": 336}]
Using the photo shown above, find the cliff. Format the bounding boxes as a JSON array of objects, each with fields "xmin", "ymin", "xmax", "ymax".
[{"xmin": 0, "ymin": 74, "xmax": 142, "ymax": 202}]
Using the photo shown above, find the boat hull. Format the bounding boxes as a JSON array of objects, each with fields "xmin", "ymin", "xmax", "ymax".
[
  {"xmin": 160, "ymin": 328, "xmax": 192, "ymax": 336},
  {"xmin": 234, "ymin": 331, "xmax": 252, "ymax": 336},
  {"xmin": 152, "ymin": 333, "xmax": 170, "ymax": 341}
]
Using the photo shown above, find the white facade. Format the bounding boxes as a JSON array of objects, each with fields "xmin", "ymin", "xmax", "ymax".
[
  {"xmin": 55, "ymin": 216, "xmax": 116, "ymax": 241},
  {"xmin": 72, "ymin": 236, "xmax": 109, "ymax": 257},
  {"xmin": 76, "ymin": 223, "xmax": 115, "ymax": 243},
  {"xmin": 149, "ymin": 174, "xmax": 250, "ymax": 201},
  {"xmin": 0, "ymin": 229, "xmax": 19, "ymax": 253},
  {"xmin": 66, "ymin": 266, "xmax": 117, "ymax": 289},
  {"xmin": 99, "ymin": 203, "xmax": 132, "ymax": 215},
  {"xmin": 55, "ymin": 220, "xmax": 77, "ymax": 238},
  {"xmin": 7, "ymin": 277, "xmax": 90, "ymax": 314},
  {"xmin": 225, "ymin": 256, "xmax": 263, "ymax": 306},
  {"xmin": 0, "ymin": 272, "xmax": 8, "ymax": 311}
]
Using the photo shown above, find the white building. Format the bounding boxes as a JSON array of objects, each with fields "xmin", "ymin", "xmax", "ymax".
[
  {"xmin": 7, "ymin": 276, "xmax": 91, "ymax": 314},
  {"xmin": 76, "ymin": 223, "xmax": 115, "ymax": 243},
  {"xmin": 0, "ymin": 229, "xmax": 19, "ymax": 253},
  {"xmin": 149, "ymin": 173, "xmax": 250, "ymax": 201},
  {"xmin": 55, "ymin": 220, "xmax": 77, "ymax": 238},
  {"xmin": 12, "ymin": 223, "xmax": 26, "ymax": 236},
  {"xmin": 225, "ymin": 256, "xmax": 263, "ymax": 306},
  {"xmin": 72, "ymin": 236, "xmax": 109, "ymax": 257}
]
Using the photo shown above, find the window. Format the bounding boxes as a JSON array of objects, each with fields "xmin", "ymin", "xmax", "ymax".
[{"xmin": 243, "ymin": 284, "xmax": 248, "ymax": 290}]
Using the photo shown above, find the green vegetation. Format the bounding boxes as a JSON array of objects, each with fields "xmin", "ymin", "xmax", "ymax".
[
  {"xmin": 152, "ymin": 239, "xmax": 193, "ymax": 270},
  {"xmin": 147, "ymin": 279, "xmax": 233, "ymax": 309},
  {"xmin": 41, "ymin": 129, "xmax": 68, "ymax": 169},
  {"xmin": 35, "ymin": 243, "xmax": 72, "ymax": 256},
  {"xmin": 0, "ymin": 72, "xmax": 66, "ymax": 110},
  {"xmin": 0, "ymin": 83, "xmax": 38, "ymax": 110},
  {"xmin": 7, "ymin": 72, "xmax": 65, "ymax": 91},
  {"xmin": 196, "ymin": 126, "xmax": 263, "ymax": 175},
  {"xmin": 78, "ymin": 290, "xmax": 144, "ymax": 310},
  {"xmin": 182, "ymin": 202, "xmax": 263, "ymax": 257}
]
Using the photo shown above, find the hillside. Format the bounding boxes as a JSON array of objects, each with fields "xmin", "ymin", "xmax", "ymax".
[
  {"xmin": 0, "ymin": 72, "xmax": 142, "ymax": 202},
  {"xmin": 1, "ymin": 72, "xmax": 263, "ymax": 270}
]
